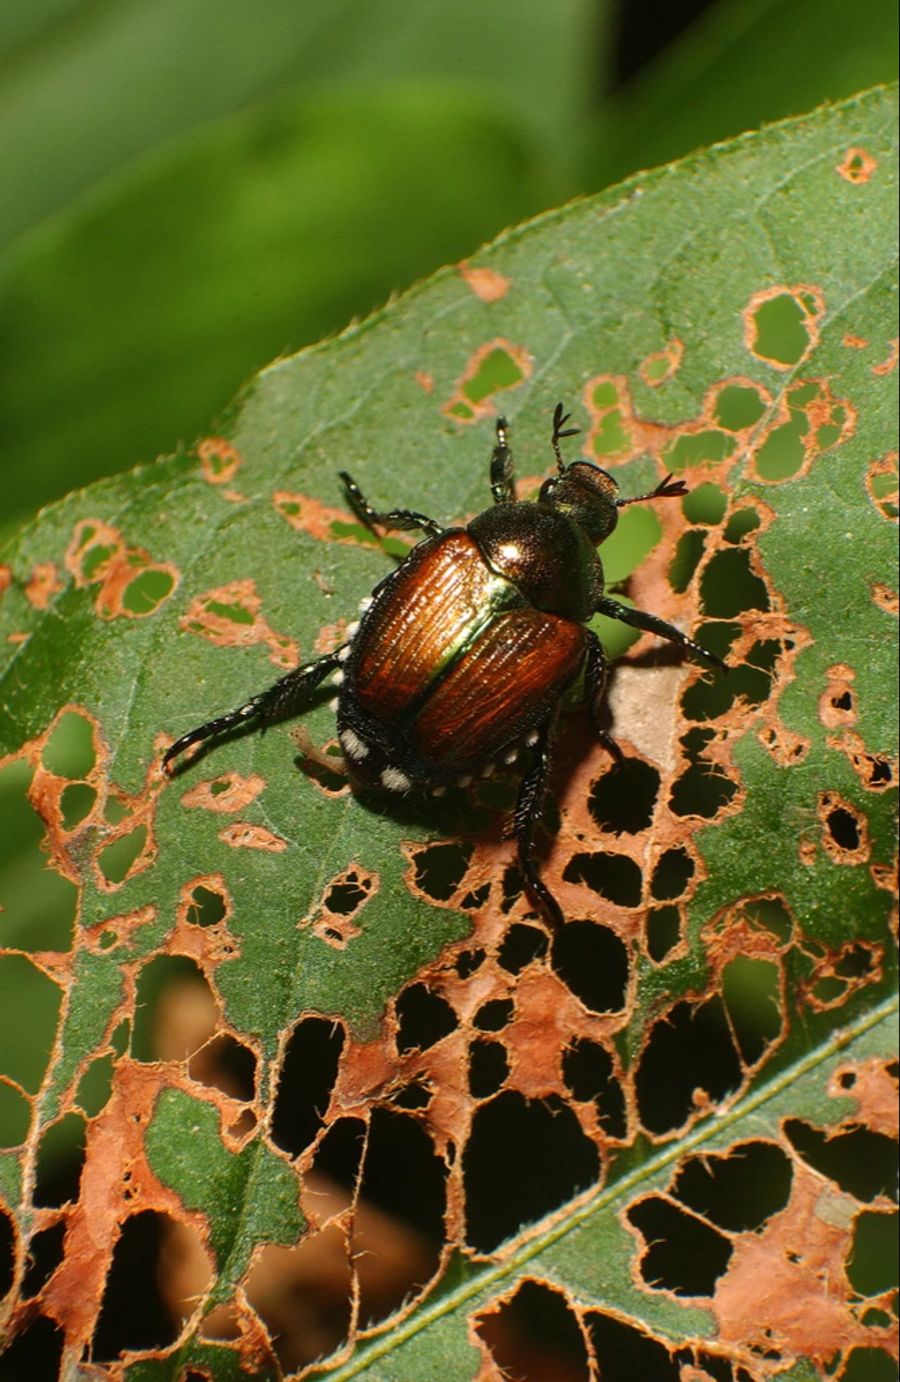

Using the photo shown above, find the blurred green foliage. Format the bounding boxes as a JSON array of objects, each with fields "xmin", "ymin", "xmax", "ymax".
[{"xmin": 0, "ymin": 0, "xmax": 896, "ymax": 534}]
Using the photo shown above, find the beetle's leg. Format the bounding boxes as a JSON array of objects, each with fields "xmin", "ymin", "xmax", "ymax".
[
  {"xmin": 584, "ymin": 631, "xmax": 624, "ymax": 768},
  {"xmin": 339, "ymin": 471, "xmax": 442, "ymax": 537},
  {"xmin": 617, "ymin": 472, "xmax": 687, "ymax": 506},
  {"xmin": 163, "ymin": 650, "xmax": 344, "ymax": 773},
  {"xmin": 595, "ymin": 597, "xmax": 726, "ymax": 670},
  {"xmin": 513, "ymin": 719, "xmax": 565, "ymax": 931},
  {"xmin": 550, "ymin": 402, "xmax": 581, "ymax": 474},
  {"xmin": 490, "ymin": 416, "xmax": 516, "ymax": 504}
]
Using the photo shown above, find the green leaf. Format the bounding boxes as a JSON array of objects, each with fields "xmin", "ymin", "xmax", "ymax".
[{"xmin": 0, "ymin": 85, "xmax": 896, "ymax": 1377}]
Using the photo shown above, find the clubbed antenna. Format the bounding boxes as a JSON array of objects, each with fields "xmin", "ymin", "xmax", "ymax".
[
  {"xmin": 551, "ymin": 402, "xmax": 580, "ymax": 474},
  {"xmin": 617, "ymin": 472, "xmax": 688, "ymax": 507}
]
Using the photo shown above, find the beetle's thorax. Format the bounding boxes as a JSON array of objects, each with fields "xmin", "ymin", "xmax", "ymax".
[{"xmin": 467, "ymin": 500, "xmax": 604, "ymax": 622}]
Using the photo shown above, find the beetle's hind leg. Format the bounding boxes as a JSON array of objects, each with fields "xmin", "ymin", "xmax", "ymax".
[
  {"xmin": 490, "ymin": 416, "xmax": 516, "ymax": 504},
  {"xmin": 584, "ymin": 632, "xmax": 624, "ymax": 768},
  {"xmin": 595, "ymin": 596, "xmax": 726, "ymax": 671},
  {"xmin": 163, "ymin": 650, "xmax": 344, "ymax": 773},
  {"xmin": 513, "ymin": 719, "xmax": 565, "ymax": 931},
  {"xmin": 339, "ymin": 472, "xmax": 442, "ymax": 538}
]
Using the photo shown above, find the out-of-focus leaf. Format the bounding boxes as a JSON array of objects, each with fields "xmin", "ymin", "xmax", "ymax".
[{"xmin": 588, "ymin": 0, "xmax": 899, "ymax": 190}]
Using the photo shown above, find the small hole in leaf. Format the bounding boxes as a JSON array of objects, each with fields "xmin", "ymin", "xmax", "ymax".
[
  {"xmin": 41, "ymin": 711, "xmax": 95, "ymax": 778},
  {"xmin": 669, "ymin": 530, "xmax": 707, "ymax": 593},
  {"xmin": 840, "ymin": 1348, "xmax": 898, "ymax": 1382},
  {"xmin": 122, "ymin": 567, "xmax": 175, "ymax": 615},
  {"xmin": 724, "ymin": 506, "xmax": 761, "ymax": 543},
  {"xmin": 410, "ymin": 842, "xmax": 473, "ymax": 901},
  {"xmin": 186, "ymin": 883, "xmax": 227, "ymax": 927},
  {"xmin": 562, "ymin": 851, "xmax": 642, "ymax": 907},
  {"xmin": 93, "ymin": 1212, "xmax": 197, "ymax": 1357},
  {"xmin": 395, "ymin": 983, "xmax": 457, "ymax": 1054},
  {"xmin": 848, "ymin": 1210, "xmax": 898, "ymax": 1296},
  {"xmin": 714, "ymin": 385, "xmax": 767, "ymax": 431},
  {"xmin": 97, "ymin": 824, "xmax": 147, "ymax": 886},
  {"xmin": 587, "ymin": 1311, "xmax": 677, "ymax": 1382},
  {"xmin": 700, "ymin": 548, "xmax": 770, "ymax": 617},
  {"xmin": 0, "ymin": 1314, "xmax": 64, "ymax": 1379},
  {"xmin": 313, "ymin": 1115, "xmax": 366, "ymax": 1187},
  {"xmin": 562, "ymin": 1038, "xmax": 627, "ymax": 1138},
  {"xmin": 0, "ymin": 1207, "xmax": 13, "ymax": 1299},
  {"xmin": 551, "ymin": 922, "xmax": 629, "ymax": 1014},
  {"xmin": 637, "ymin": 997, "xmax": 743, "ymax": 1135},
  {"xmin": 463, "ymin": 345, "xmax": 524, "ymax": 404},
  {"xmin": 464, "ymin": 1091, "xmax": 599, "ymax": 1253},
  {"xmin": 355, "ymin": 1108, "xmax": 447, "ymax": 1327},
  {"xmin": 188, "ymin": 1033, "xmax": 257, "ymax": 1102},
  {"xmin": 681, "ymin": 482, "xmax": 727, "ymax": 524},
  {"xmin": 827, "ymin": 805, "xmax": 861, "ymax": 851},
  {"xmin": 456, "ymin": 948, "xmax": 486, "ymax": 978},
  {"xmin": 473, "ymin": 999, "xmax": 514, "ymax": 1032},
  {"xmin": 475, "ymin": 1279, "xmax": 591, "ymax": 1382},
  {"xmin": 650, "ymin": 848, "xmax": 694, "ymax": 902},
  {"xmin": 76, "ymin": 1053, "xmax": 115, "ymax": 1118},
  {"xmin": 34, "ymin": 1113, "xmax": 86, "ymax": 1208},
  {"xmin": 722, "ymin": 956, "xmax": 783, "ymax": 1065},
  {"xmin": 670, "ymin": 762, "xmax": 738, "ymax": 819},
  {"xmin": 588, "ymin": 758, "xmax": 659, "ymax": 835},
  {"xmin": 672, "ymin": 1141, "xmax": 792, "ymax": 1231},
  {"xmin": 468, "ymin": 1039, "xmax": 509, "ymax": 1099},
  {"xmin": 628, "ymin": 1196, "xmax": 732, "ymax": 1296},
  {"xmin": 497, "ymin": 924, "xmax": 547, "ymax": 973},
  {"xmin": 21, "ymin": 1221, "xmax": 66, "ymax": 1298},
  {"xmin": 784, "ymin": 1121, "xmax": 898, "ymax": 1203},
  {"xmin": 59, "ymin": 781, "xmax": 96, "ymax": 831},
  {"xmin": 323, "ymin": 874, "xmax": 372, "ymax": 915},
  {"xmin": 271, "ymin": 1017, "xmax": 345, "ymax": 1158},
  {"xmin": 750, "ymin": 292, "xmax": 812, "ymax": 366},
  {"xmin": 131, "ymin": 956, "xmax": 209, "ymax": 1061},
  {"xmin": 392, "ymin": 1082, "xmax": 432, "ymax": 1110},
  {"xmin": 646, "ymin": 906, "xmax": 681, "ymax": 962}
]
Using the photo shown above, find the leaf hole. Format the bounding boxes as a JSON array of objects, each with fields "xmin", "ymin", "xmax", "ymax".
[
  {"xmin": 650, "ymin": 848, "xmax": 694, "ymax": 902},
  {"xmin": 0, "ymin": 1315, "xmax": 64, "ymax": 1379},
  {"xmin": 561, "ymin": 1038, "xmax": 627, "ymax": 1138},
  {"xmin": 21, "ymin": 1221, "xmax": 66, "ymax": 1299},
  {"xmin": 646, "ymin": 906, "xmax": 682, "ymax": 963},
  {"xmin": 627, "ymin": 1195, "xmax": 732, "ymax": 1296},
  {"xmin": 409, "ymin": 841, "xmax": 473, "ymax": 902},
  {"xmin": 92, "ymin": 1211, "xmax": 211, "ymax": 1358},
  {"xmin": 473, "ymin": 998, "xmax": 514, "ymax": 1032},
  {"xmin": 672, "ymin": 1140, "xmax": 792, "ymax": 1232},
  {"xmin": 456, "ymin": 948, "xmax": 486, "ymax": 978},
  {"xmin": 551, "ymin": 921, "xmax": 629, "ymax": 1014},
  {"xmin": 588, "ymin": 757, "xmax": 660, "ymax": 835},
  {"xmin": 562, "ymin": 850, "xmax": 643, "ymax": 907},
  {"xmin": 497, "ymin": 924, "xmax": 548, "ymax": 974},
  {"xmin": 34, "ymin": 1112, "xmax": 86, "ymax": 1208},
  {"xmin": 700, "ymin": 547, "xmax": 770, "ymax": 617},
  {"xmin": 271, "ymin": 1017, "xmax": 345, "ymax": 1158},
  {"xmin": 784, "ymin": 1120, "xmax": 898, "ymax": 1203},
  {"xmin": 464, "ymin": 1091, "xmax": 599, "ymax": 1253},
  {"xmin": 188, "ymin": 1033, "xmax": 257, "ymax": 1103},
  {"xmin": 468, "ymin": 1039, "xmax": 509, "ymax": 1099},
  {"xmin": 96, "ymin": 823, "xmax": 148, "ymax": 886},
  {"xmin": 394, "ymin": 983, "xmax": 457, "ymax": 1054},
  {"xmin": 475, "ymin": 1279, "xmax": 591, "ymax": 1382},
  {"xmin": 636, "ymin": 996, "xmax": 743, "ymax": 1135}
]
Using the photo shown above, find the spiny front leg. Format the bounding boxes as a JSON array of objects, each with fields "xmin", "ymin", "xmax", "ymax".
[
  {"xmin": 596, "ymin": 597, "xmax": 726, "ymax": 670},
  {"xmin": 339, "ymin": 472, "xmax": 443, "ymax": 538},
  {"xmin": 163, "ymin": 650, "xmax": 345, "ymax": 773},
  {"xmin": 490, "ymin": 416, "xmax": 516, "ymax": 504}
]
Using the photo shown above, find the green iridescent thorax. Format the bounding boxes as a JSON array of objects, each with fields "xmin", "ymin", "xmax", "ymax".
[{"xmin": 468, "ymin": 501, "xmax": 604, "ymax": 622}]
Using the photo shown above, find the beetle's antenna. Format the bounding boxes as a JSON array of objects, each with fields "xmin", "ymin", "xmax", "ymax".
[
  {"xmin": 551, "ymin": 402, "xmax": 580, "ymax": 474},
  {"xmin": 617, "ymin": 472, "xmax": 688, "ymax": 507}
]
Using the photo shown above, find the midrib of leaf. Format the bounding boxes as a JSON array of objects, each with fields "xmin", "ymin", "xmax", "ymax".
[{"xmin": 325, "ymin": 992, "xmax": 898, "ymax": 1379}]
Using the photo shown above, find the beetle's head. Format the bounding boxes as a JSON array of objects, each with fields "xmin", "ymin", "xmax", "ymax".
[{"xmin": 539, "ymin": 462, "xmax": 620, "ymax": 544}]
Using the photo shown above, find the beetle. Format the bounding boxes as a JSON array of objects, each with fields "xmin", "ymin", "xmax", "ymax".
[{"xmin": 164, "ymin": 405, "xmax": 724, "ymax": 928}]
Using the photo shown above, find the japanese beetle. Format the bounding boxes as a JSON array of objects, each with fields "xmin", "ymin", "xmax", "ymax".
[{"xmin": 164, "ymin": 406, "xmax": 724, "ymax": 927}]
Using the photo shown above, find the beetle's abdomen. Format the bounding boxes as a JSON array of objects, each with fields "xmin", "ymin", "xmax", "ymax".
[
  {"xmin": 411, "ymin": 609, "xmax": 587, "ymax": 767},
  {"xmin": 352, "ymin": 530, "xmax": 520, "ymax": 720}
]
